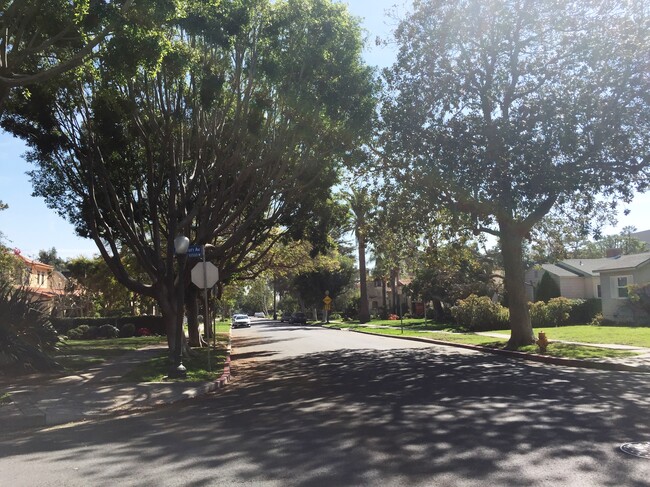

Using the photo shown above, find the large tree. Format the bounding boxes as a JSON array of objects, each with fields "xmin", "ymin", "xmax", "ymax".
[
  {"xmin": 381, "ymin": 0, "xmax": 649, "ymax": 347},
  {"xmin": 3, "ymin": 0, "xmax": 375, "ymax": 352},
  {"xmin": 0, "ymin": 0, "xmax": 146, "ymax": 113}
]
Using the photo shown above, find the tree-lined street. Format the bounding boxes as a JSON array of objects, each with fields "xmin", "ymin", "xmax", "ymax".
[{"xmin": 1, "ymin": 323, "xmax": 648, "ymax": 486}]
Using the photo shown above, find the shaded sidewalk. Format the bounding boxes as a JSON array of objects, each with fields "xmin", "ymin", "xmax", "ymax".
[{"xmin": 0, "ymin": 344, "xmax": 231, "ymax": 433}]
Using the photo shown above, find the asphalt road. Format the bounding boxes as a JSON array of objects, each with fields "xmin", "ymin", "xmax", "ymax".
[{"xmin": 1, "ymin": 321, "xmax": 649, "ymax": 486}]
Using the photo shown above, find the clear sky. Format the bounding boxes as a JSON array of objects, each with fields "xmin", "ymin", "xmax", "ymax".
[{"xmin": 0, "ymin": 0, "xmax": 648, "ymax": 260}]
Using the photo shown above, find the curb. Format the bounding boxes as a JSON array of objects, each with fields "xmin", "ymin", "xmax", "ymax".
[{"xmin": 324, "ymin": 325, "xmax": 650, "ymax": 373}]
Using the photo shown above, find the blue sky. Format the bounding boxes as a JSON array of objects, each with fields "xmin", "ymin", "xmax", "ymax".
[{"xmin": 0, "ymin": 0, "xmax": 648, "ymax": 260}]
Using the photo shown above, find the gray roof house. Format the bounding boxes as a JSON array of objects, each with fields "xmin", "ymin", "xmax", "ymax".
[
  {"xmin": 524, "ymin": 259, "xmax": 612, "ymax": 302},
  {"xmin": 593, "ymin": 252, "xmax": 650, "ymax": 323}
]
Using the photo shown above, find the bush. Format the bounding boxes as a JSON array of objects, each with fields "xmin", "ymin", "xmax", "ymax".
[
  {"xmin": 98, "ymin": 324, "xmax": 119, "ymax": 338},
  {"xmin": 535, "ymin": 271, "xmax": 561, "ymax": 302},
  {"xmin": 388, "ymin": 314, "xmax": 399, "ymax": 320},
  {"xmin": 529, "ymin": 297, "xmax": 575, "ymax": 328},
  {"xmin": 67, "ymin": 325, "xmax": 90, "ymax": 340},
  {"xmin": 569, "ymin": 298, "xmax": 602, "ymax": 324},
  {"xmin": 136, "ymin": 327, "xmax": 152, "ymax": 337},
  {"xmin": 0, "ymin": 280, "xmax": 60, "ymax": 371},
  {"xmin": 51, "ymin": 315, "xmax": 165, "ymax": 335},
  {"xmin": 451, "ymin": 295, "xmax": 509, "ymax": 331},
  {"xmin": 120, "ymin": 323, "xmax": 136, "ymax": 338}
]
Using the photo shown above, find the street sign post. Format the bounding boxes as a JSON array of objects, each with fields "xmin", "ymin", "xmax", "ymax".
[{"xmin": 323, "ymin": 293, "xmax": 332, "ymax": 323}]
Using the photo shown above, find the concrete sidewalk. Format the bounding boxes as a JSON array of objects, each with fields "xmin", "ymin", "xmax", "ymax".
[{"xmin": 0, "ymin": 344, "xmax": 232, "ymax": 433}]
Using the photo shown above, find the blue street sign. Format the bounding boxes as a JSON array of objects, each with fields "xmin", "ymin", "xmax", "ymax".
[{"xmin": 187, "ymin": 245, "xmax": 203, "ymax": 258}]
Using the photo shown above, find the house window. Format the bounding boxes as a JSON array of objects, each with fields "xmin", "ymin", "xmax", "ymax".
[
  {"xmin": 613, "ymin": 275, "xmax": 633, "ymax": 298},
  {"xmin": 374, "ymin": 279, "xmax": 382, "ymax": 288},
  {"xmin": 597, "ymin": 285, "xmax": 601, "ymax": 298}
]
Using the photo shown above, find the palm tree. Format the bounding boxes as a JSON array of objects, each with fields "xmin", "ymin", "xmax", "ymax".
[{"xmin": 344, "ymin": 187, "xmax": 373, "ymax": 323}]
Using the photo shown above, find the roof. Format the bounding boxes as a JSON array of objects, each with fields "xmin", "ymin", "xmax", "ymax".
[
  {"xmin": 632, "ymin": 229, "xmax": 650, "ymax": 245},
  {"xmin": 559, "ymin": 258, "xmax": 619, "ymax": 277},
  {"xmin": 594, "ymin": 252, "xmax": 650, "ymax": 273},
  {"xmin": 537, "ymin": 264, "xmax": 581, "ymax": 278}
]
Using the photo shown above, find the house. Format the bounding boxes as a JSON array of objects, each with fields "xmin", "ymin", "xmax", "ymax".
[
  {"xmin": 593, "ymin": 252, "xmax": 650, "ymax": 323},
  {"xmin": 13, "ymin": 253, "xmax": 67, "ymax": 310},
  {"xmin": 365, "ymin": 275, "xmax": 414, "ymax": 317},
  {"xmin": 524, "ymin": 258, "xmax": 612, "ymax": 302}
]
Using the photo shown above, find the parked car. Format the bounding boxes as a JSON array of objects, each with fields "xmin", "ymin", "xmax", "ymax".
[
  {"xmin": 254, "ymin": 312, "xmax": 266, "ymax": 318},
  {"xmin": 280, "ymin": 312, "xmax": 292, "ymax": 322},
  {"xmin": 231, "ymin": 314, "xmax": 251, "ymax": 328},
  {"xmin": 289, "ymin": 312, "xmax": 307, "ymax": 324}
]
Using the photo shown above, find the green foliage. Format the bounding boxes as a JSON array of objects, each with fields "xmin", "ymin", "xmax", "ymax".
[
  {"xmin": 529, "ymin": 297, "xmax": 574, "ymax": 328},
  {"xmin": 628, "ymin": 284, "xmax": 650, "ymax": 322},
  {"xmin": 67, "ymin": 325, "xmax": 91, "ymax": 340},
  {"xmin": 569, "ymin": 299, "xmax": 602, "ymax": 325},
  {"xmin": 0, "ymin": 280, "xmax": 60, "ymax": 371},
  {"xmin": 535, "ymin": 271, "xmax": 561, "ymax": 302},
  {"xmin": 450, "ymin": 295, "xmax": 510, "ymax": 332},
  {"xmin": 120, "ymin": 323, "xmax": 136, "ymax": 338},
  {"xmin": 98, "ymin": 324, "xmax": 120, "ymax": 339}
]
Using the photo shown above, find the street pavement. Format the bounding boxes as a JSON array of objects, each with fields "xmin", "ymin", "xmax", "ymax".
[
  {"xmin": 1, "ymin": 322, "xmax": 649, "ymax": 434},
  {"xmin": 1, "ymin": 322, "xmax": 649, "ymax": 486}
]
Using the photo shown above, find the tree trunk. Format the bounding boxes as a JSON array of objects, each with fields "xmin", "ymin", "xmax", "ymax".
[
  {"xmin": 186, "ymin": 285, "xmax": 201, "ymax": 346},
  {"xmin": 357, "ymin": 233, "xmax": 370, "ymax": 323},
  {"xmin": 499, "ymin": 220, "xmax": 535, "ymax": 348},
  {"xmin": 381, "ymin": 279, "xmax": 388, "ymax": 319}
]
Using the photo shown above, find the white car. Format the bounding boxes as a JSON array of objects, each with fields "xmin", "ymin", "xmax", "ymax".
[
  {"xmin": 254, "ymin": 312, "xmax": 266, "ymax": 318},
  {"xmin": 231, "ymin": 314, "xmax": 251, "ymax": 328}
]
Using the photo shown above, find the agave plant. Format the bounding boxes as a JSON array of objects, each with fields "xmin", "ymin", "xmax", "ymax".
[{"xmin": 0, "ymin": 279, "xmax": 61, "ymax": 372}]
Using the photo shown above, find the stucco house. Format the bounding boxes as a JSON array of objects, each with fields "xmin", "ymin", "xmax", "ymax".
[
  {"xmin": 524, "ymin": 258, "xmax": 613, "ymax": 302},
  {"xmin": 13, "ymin": 253, "xmax": 67, "ymax": 310},
  {"xmin": 593, "ymin": 252, "xmax": 650, "ymax": 323}
]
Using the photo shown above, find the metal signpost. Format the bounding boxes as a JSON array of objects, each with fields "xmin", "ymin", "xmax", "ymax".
[
  {"xmin": 323, "ymin": 291, "xmax": 332, "ymax": 323},
  {"xmin": 191, "ymin": 250, "xmax": 219, "ymax": 372}
]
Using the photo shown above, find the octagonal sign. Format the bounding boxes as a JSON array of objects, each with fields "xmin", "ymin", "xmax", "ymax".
[{"xmin": 191, "ymin": 262, "xmax": 219, "ymax": 289}]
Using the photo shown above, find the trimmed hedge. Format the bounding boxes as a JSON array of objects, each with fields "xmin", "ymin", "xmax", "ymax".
[
  {"xmin": 451, "ymin": 295, "xmax": 510, "ymax": 331},
  {"xmin": 52, "ymin": 316, "xmax": 165, "ymax": 336}
]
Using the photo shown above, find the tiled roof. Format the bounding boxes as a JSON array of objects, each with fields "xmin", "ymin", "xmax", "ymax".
[
  {"xmin": 560, "ymin": 258, "xmax": 619, "ymax": 277},
  {"xmin": 538, "ymin": 264, "xmax": 581, "ymax": 278}
]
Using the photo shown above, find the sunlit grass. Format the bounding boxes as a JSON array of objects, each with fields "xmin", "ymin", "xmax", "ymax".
[
  {"xmin": 490, "ymin": 325, "xmax": 650, "ymax": 348},
  {"xmin": 341, "ymin": 325, "xmax": 641, "ymax": 360},
  {"xmin": 124, "ymin": 346, "xmax": 228, "ymax": 382}
]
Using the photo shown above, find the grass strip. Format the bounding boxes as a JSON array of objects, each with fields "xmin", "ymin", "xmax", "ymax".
[
  {"xmin": 123, "ymin": 345, "xmax": 228, "ymax": 382},
  {"xmin": 342, "ymin": 325, "xmax": 640, "ymax": 360}
]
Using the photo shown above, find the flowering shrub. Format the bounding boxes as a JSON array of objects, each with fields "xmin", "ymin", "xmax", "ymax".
[
  {"xmin": 136, "ymin": 327, "xmax": 152, "ymax": 337},
  {"xmin": 388, "ymin": 314, "xmax": 399, "ymax": 320}
]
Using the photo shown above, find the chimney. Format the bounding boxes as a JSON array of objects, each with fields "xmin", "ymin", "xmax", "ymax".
[{"xmin": 606, "ymin": 248, "xmax": 623, "ymax": 258}]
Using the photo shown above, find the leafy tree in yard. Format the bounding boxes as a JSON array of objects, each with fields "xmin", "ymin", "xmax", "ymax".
[
  {"xmin": 2, "ymin": 0, "xmax": 375, "ymax": 353},
  {"xmin": 381, "ymin": 0, "xmax": 650, "ymax": 347}
]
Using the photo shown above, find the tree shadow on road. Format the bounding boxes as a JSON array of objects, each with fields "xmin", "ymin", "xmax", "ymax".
[{"xmin": 1, "ymin": 347, "xmax": 649, "ymax": 486}]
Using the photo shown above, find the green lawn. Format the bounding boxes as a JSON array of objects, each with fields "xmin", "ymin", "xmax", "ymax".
[
  {"xmin": 331, "ymin": 325, "xmax": 641, "ymax": 361},
  {"xmin": 490, "ymin": 325, "xmax": 650, "ymax": 348}
]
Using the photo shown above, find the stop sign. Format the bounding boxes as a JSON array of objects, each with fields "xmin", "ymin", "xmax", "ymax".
[{"xmin": 191, "ymin": 261, "xmax": 219, "ymax": 289}]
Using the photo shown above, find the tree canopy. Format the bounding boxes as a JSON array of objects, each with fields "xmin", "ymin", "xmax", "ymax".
[
  {"xmin": 2, "ymin": 0, "xmax": 376, "ymax": 349},
  {"xmin": 381, "ymin": 0, "xmax": 649, "ymax": 346}
]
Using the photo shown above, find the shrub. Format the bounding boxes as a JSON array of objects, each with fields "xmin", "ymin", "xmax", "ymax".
[
  {"xmin": 450, "ymin": 295, "xmax": 509, "ymax": 331},
  {"xmin": 120, "ymin": 323, "xmax": 136, "ymax": 338},
  {"xmin": 388, "ymin": 314, "xmax": 399, "ymax": 320},
  {"xmin": 0, "ymin": 280, "xmax": 61, "ymax": 371},
  {"xmin": 67, "ymin": 325, "xmax": 90, "ymax": 340},
  {"xmin": 569, "ymin": 298, "xmax": 602, "ymax": 324},
  {"xmin": 98, "ymin": 324, "xmax": 120, "ymax": 338},
  {"xmin": 529, "ymin": 297, "xmax": 575, "ymax": 328},
  {"xmin": 136, "ymin": 327, "xmax": 152, "ymax": 337},
  {"xmin": 535, "ymin": 271, "xmax": 561, "ymax": 302}
]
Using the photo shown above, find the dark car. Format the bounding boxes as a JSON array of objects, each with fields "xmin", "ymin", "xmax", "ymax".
[
  {"xmin": 289, "ymin": 312, "xmax": 307, "ymax": 324},
  {"xmin": 280, "ymin": 312, "xmax": 292, "ymax": 323}
]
